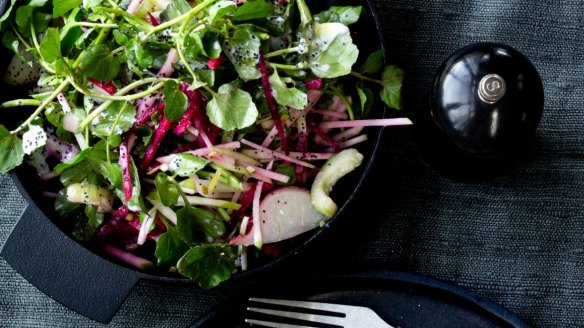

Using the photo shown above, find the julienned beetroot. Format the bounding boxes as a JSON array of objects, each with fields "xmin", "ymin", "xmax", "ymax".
[
  {"xmin": 141, "ymin": 114, "xmax": 173, "ymax": 171},
  {"xmin": 258, "ymin": 53, "xmax": 289, "ymax": 154}
]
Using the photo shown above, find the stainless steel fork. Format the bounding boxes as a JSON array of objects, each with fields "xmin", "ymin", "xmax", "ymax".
[{"xmin": 246, "ymin": 297, "xmax": 395, "ymax": 328}]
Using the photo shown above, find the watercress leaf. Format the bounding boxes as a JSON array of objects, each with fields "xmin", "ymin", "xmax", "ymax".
[
  {"xmin": 207, "ymin": 0, "xmax": 236, "ymax": 25},
  {"xmin": 196, "ymin": 69, "xmax": 215, "ymax": 87},
  {"xmin": 112, "ymin": 30, "xmax": 129, "ymax": 46},
  {"xmin": 84, "ymin": 204, "xmax": 104, "ymax": 234},
  {"xmin": 177, "ymin": 244, "xmax": 237, "ymax": 289},
  {"xmin": 96, "ymin": 161, "xmax": 123, "ymax": 190},
  {"xmin": 160, "ymin": 0, "xmax": 191, "ymax": 20},
  {"xmin": 60, "ymin": 25, "xmax": 82, "ymax": 56},
  {"xmin": 54, "ymin": 188, "xmax": 82, "ymax": 217},
  {"xmin": 73, "ymin": 201, "xmax": 104, "ymax": 242},
  {"xmin": 1, "ymin": 31, "xmax": 26, "ymax": 63},
  {"xmin": 55, "ymin": 140, "xmax": 108, "ymax": 174},
  {"xmin": 33, "ymin": 11, "xmax": 52, "ymax": 32},
  {"xmin": 313, "ymin": 10, "xmax": 338, "ymax": 24},
  {"xmin": 310, "ymin": 23, "xmax": 358, "ymax": 78},
  {"xmin": 206, "ymin": 84, "xmax": 258, "ymax": 131},
  {"xmin": 184, "ymin": 31, "xmax": 207, "ymax": 59},
  {"xmin": 163, "ymin": 80, "xmax": 188, "ymax": 122},
  {"xmin": 91, "ymin": 101, "xmax": 136, "ymax": 137},
  {"xmin": 380, "ymin": 65, "xmax": 404, "ymax": 110},
  {"xmin": 154, "ymin": 172, "xmax": 179, "ymax": 207},
  {"xmin": 275, "ymin": 164, "xmax": 296, "ymax": 185},
  {"xmin": 222, "ymin": 27, "xmax": 261, "ymax": 80},
  {"xmin": 79, "ymin": 44, "xmax": 121, "ymax": 81},
  {"xmin": 107, "ymin": 134, "xmax": 121, "ymax": 147},
  {"xmin": 83, "ymin": 0, "xmax": 102, "ymax": 9},
  {"xmin": 296, "ymin": 0, "xmax": 312, "ymax": 29},
  {"xmin": 0, "ymin": 124, "xmax": 24, "ymax": 174},
  {"xmin": 176, "ymin": 207, "xmax": 201, "ymax": 244},
  {"xmin": 234, "ymin": 0, "xmax": 274, "ymax": 21},
  {"xmin": 15, "ymin": 6, "xmax": 33, "ymax": 37},
  {"xmin": 53, "ymin": 0, "xmax": 82, "ymax": 18},
  {"xmin": 60, "ymin": 161, "xmax": 92, "ymax": 186},
  {"xmin": 360, "ymin": 48, "xmax": 384, "ymax": 74},
  {"xmin": 326, "ymin": 6, "xmax": 362, "ymax": 25},
  {"xmin": 177, "ymin": 206, "xmax": 225, "ymax": 244},
  {"xmin": 356, "ymin": 85, "xmax": 373, "ymax": 117},
  {"xmin": 269, "ymin": 69, "xmax": 307, "ymax": 109},
  {"xmin": 168, "ymin": 153, "xmax": 210, "ymax": 177},
  {"xmin": 202, "ymin": 33, "xmax": 221, "ymax": 59},
  {"xmin": 125, "ymin": 39, "xmax": 155, "ymax": 69},
  {"xmin": 155, "ymin": 226, "xmax": 189, "ymax": 266},
  {"xmin": 54, "ymin": 58, "xmax": 71, "ymax": 75},
  {"xmin": 45, "ymin": 105, "xmax": 63, "ymax": 128}
]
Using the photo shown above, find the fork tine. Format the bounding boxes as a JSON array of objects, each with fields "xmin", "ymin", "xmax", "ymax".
[
  {"xmin": 245, "ymin": 318, "xmax": 318, "ymax": 328},
  {"xmin": 249, "ymin": 297, "xmax": 348, "ymax": 313},
  {"xmin": 247, "ymin": 307, "xmax": 344, "ymax": 325}
]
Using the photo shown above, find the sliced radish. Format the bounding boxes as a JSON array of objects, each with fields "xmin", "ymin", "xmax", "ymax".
[
  {"xmin": 230, "ymin": 186, "xmax": 327, "ymax": 246},
  {"xmin": 4, "ymin": 51, "xmax": 40, "ymax": 86}
]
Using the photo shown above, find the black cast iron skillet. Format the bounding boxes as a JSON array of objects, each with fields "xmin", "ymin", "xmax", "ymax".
[{"xmin": 0, "ymin": 0, "xmax": 389, "ymax": 323}]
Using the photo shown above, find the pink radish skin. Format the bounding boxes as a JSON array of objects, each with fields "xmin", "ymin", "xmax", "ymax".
[{"xmin": 230, "ymin": 186, "xmax": 327, "ymax": 246}]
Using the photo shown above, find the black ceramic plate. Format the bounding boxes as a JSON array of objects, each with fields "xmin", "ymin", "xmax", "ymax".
[
  {"xmin": 190, "ymin": 270, "xmax": 531, "ymax": 328},
  {"xmin": 0, "ymin": 0, "xmax": 388, "ymax": 323}
]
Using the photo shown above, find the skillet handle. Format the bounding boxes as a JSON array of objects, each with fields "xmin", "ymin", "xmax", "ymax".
[{"xmin": 0, "ymin": 201, "xmax": 142, "ymax": 323}]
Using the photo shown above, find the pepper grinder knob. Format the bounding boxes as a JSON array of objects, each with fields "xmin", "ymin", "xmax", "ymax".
[{"xmin": 415, "ymin": 43, "xmax": 544, "ymax": 177}]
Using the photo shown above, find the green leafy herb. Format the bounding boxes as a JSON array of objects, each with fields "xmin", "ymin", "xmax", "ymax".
[
  {"xmin": 60, "ymin": 161, "xmax": 92, "ymax": 186},
  {"xmin": 309, "ymin": 23, "xmax": 359, "ymax": 78},
  {"xmin": 269, "ymin": 69, "xmax": 307, "ymax": 110},
  {"xmin": 360, "ymin": 48, "xmax": 384, "ymax": 74},
  {"xmin": 206, "ymin": 83, "xmax": 258, "ymax": 131},
  {"xmin": 155, "ymin": 226, "xmax": 190, "ymax": 266},
  {"xmin": 91, "ymin": 101, "xmax": 135, "ymax": 137},
  {"xmin": 163, "ymin": 80, "xmax": 188, "ymax": 122},
  {"xmin": 168, "ymin": 153, "xmax": 210, "ymax": 177},
  {"xmin": 1, "ymin": 31, "xmax": 23, "ymax": 62},
  {"xmin": 380, "ymin": 65, "xmax": 404, "ymax": 110},
  {"xmin": 53, "ymin": 0, "xmax": 82, "ymax": 18},
  {"xmin": 83, "ymin": 0, "xmax": 103, "ymax": 9},
  {"xmin": 234, "ymin": 0, "xmax": 274, "ymax": 21},
  {"xmin": 275, "ymin": 164, "xmax": 296, "ymax": 185},
  {"xmin": 177, "ymin": 244, "xmax": 237, "ymax": 289},
  {"xmin": 79, "ymin": 44, "xmax": 121, "ymax": 81},
  {"xmin": 0, "ymin": 125, "xmax": 24, "ymax": 174},
  {"xmin": 356, "ymin": 85, "xmax": 374, "ymax": 117},
  {"xmin": 54, "ymin": 189, "xmax": 82, "ymax": 217},
  {"xmin": 177, "ymin": 206, "xmax": 225, "ymax": 244},
  {"xmin": 207, "ymin": 1, "xmax": 236, "ymax": 25},
  {"xmin": 160, "ymin": 0, "xmax": 191, "ymax": 21},
  {"xmin": 154, "ymin": 172, "xmax": 180, "ymax": 207},
  {"xmin": 222, "ymin": 27, "xmax": 261, "ymax": 80},
  {"xmin": 315, "ymin": 6, "xmax": 362, "ymax": 25}
]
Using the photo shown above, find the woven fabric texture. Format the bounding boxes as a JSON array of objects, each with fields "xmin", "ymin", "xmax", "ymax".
[{"xmin": 2, "ymin": 0, "xmax": 583, "ymax": 327}]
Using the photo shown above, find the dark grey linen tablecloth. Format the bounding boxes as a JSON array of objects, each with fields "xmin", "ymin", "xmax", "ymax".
[{"xmin": 2, "ymin": 0, "xmax": 583, "ymax": 327}]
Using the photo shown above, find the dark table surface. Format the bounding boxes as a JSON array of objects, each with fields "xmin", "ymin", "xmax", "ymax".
[{"xmin": 2, "ymin": 0, "xmax": 583, "ymax": 327}]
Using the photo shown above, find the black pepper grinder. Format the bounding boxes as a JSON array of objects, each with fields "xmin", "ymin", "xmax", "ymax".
[{"xmin": 413, "ymin": 43, "xmax": 544, "ymax": 178}]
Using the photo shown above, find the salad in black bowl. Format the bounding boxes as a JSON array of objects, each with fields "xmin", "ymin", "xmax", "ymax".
[{"xmin": 0, "ymin": 0, "xmax": 409, "ymax": 293}]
